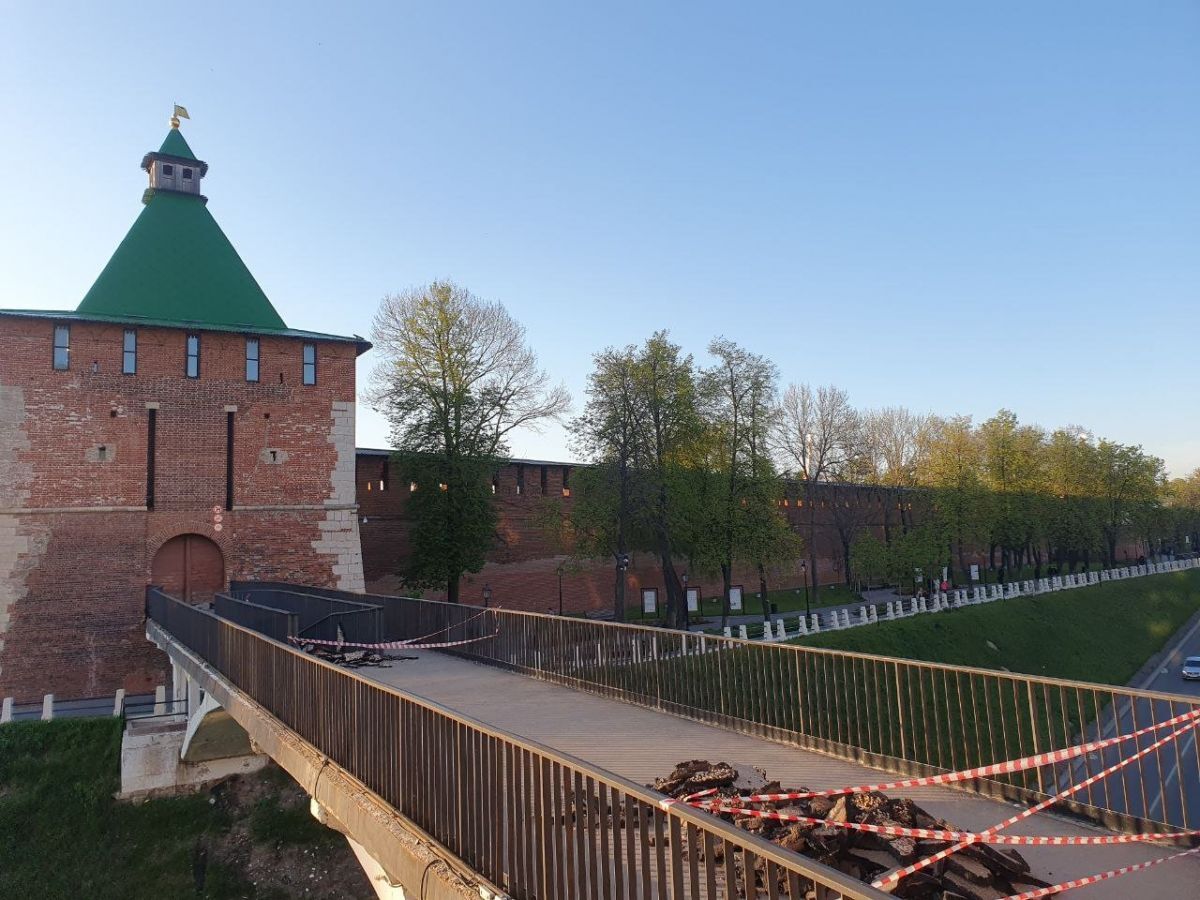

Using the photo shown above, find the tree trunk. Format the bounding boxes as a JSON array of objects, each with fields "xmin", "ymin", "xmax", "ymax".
[
  {"xmin": 447, "ymin": 575, "xmax": 460, "ymax": 603},
  {"xmin": 660, "ymin": 547, "xmax": 687, "ymax": 629},
  {"xmin": 841, "ymin": 539, "xmax": 852, "ymax": 586},
  {"xmin": 758, "ymin": 562, "xmax": 770, "ymax": 622}
]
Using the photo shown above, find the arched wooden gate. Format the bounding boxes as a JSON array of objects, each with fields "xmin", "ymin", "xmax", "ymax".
[{"xmin": 151, "ymin": 533, "xmax": 225, "ymax": 602}]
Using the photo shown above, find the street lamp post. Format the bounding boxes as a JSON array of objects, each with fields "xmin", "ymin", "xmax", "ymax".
[
  {"xmin": 682, "ymin": 572, "xmax": 689, "ymax": 620},
  {"xmin": 557, "ymin": 564, "xmax": 565, "ymax": 616},
  {"xmin": 801, "ymin": 560, "xmax": 809, "ymax": 620},
  {"xmin": 483, "ymin": 583, "xmax": 492, "ymax": 608},
  {"xmin": 617, "ymin": 552, "xmax": 630, "ymax": 619}
]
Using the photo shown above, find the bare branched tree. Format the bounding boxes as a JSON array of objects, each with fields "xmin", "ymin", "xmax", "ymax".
[
  {"xmin": 774, "ymin": 384, "xmax": 866, "ymax": 594},
  {"xmin": 368, "ymin": 281, "xmax": 570, "ymax": 457},
  {"xmin": 368, "ymin": 280, "xmax": 570, "ymax": 601}
]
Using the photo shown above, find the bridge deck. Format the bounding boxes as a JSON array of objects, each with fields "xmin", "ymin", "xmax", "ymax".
[{"xmin": 366, "ymin": 649, "xmax": 1200, "ymax": 899}]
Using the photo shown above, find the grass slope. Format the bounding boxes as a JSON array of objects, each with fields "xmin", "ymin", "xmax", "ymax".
[
  {"xmin": 0, "ymin": 719, "xmax": 367, "ymax": 900},
  {"xmin": 797, "ymin": 569, "xmax": 1200, "ymax": 684}
]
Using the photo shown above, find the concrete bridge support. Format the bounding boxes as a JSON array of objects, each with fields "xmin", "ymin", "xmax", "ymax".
[
  {"xmin": 143, "ymin": 621, "xmax": 500, "ymax": 900},
  {"xmin": 119, "ymin": 660, "xmax": 266, "ymax": 800}
]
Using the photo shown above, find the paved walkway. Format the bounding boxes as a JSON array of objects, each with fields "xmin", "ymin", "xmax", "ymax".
[{"xmin": 366, "ymin": 651, "xmax": 1200, "ymax": 898}]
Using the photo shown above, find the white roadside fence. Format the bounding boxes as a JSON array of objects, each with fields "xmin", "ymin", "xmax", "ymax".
[{"xmin": 718, "ymin": 556, "xmax": 1200, "ymax": 642}]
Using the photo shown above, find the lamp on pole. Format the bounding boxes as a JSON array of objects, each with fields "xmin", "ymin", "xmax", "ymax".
[
  {"xmin": 557, "ymin": 563, "xmax": 565, "ymax": 616},
  {"xmin": 482, "ymin": 583, "xmax": 492, "ymax": 609},
  {"xmin": 800, "ymin": 560, "xmax": 809, "ymax": 620},
  {"xmin": 617, "ymin": 552, "xmax": 631, "ymax": 617}
]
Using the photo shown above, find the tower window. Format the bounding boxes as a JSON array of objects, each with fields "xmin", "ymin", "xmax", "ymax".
[
  {"xmin": 52, "ymin": 325, "xmax": 70, "ymax": 370},
  {"xmin": 122, "ymin": 329, "xmax": 137, "ymax": 374},
  {"xmin": 185, "ymin": 334, "xmax": 200, "ymax": 378},
  {"xmin": 561, "ymin": 465, "xmax": 571, "ymax": 497},
  {"xmin": 162, "ymin": 164, "xmax": 174, "ymax": 177},
  {"xmin": 302, "ymin": 344, "xmax": 316, "ymax": 385},
  {"xmin": 245, "ymin": 338, "xmax": 260, "ymax": 382},
  {"xmin": 182, "ymin": 168, "xmax": 193, "ymax": 180}
]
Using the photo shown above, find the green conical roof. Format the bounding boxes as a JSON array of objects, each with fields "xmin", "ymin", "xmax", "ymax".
[
  {"xmin": 158, "ymin": 127, "xmax": 197, "ymax": 160},
  {"xmin": 76, "ymin": 190, "xmax": 288, "ymax": 330}
]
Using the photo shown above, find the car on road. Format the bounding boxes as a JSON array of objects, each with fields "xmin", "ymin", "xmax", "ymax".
[{"xmin": 1183, "ymin": 656, "xmax": 1200, "ymax": 681}]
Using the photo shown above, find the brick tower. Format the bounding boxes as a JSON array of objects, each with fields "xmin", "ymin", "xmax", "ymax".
[{"xmin": 0, "ymin": 118, "xmax": 369, "ymax": 701}]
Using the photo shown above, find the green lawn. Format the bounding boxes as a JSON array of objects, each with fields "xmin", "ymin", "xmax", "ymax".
[
  {"xmin": 796, "ymin": 569, "xmax": 1200, "ymax": 685},
  {"xmin": 0, "ymin": 719, "xmax": 367, "ymax": 900}
]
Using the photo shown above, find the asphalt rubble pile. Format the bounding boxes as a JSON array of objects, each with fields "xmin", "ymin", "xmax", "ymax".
[
  {"xmin": 651, "ymin": 760, "xmax": 1058, "ymax": 899},
  {"xmin": 295, "ymin": 644, "xmax": 415, "ymax": 668}
]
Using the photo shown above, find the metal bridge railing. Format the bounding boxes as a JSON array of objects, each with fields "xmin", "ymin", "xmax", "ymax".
[
  {"xmin": 241, "ymin": 584, "xmax": 1200, "ymax": 837},
  {"xmin": 213, "ymin": 593, "xmax": 299, "ymax": 642},
  {"xmin": 146, "ymin": 586, "xmax": 885, "ymax": 900}
]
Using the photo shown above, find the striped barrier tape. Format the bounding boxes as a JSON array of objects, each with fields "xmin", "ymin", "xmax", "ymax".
[
  {"xmin": 290, "ymin": 630, "xmax": 500, "ymax": 651},
  {"xmin": 686, "ymin": 799, "xmax": 1200, "ymax": 847},
  {"xmin": 872, "ymin": 714, "xmax": 1200, "ymax": 889},
  {"xmin": 998, "ymin": 846, "xmax": 1200, "ymax": 900},
  {"xmin": 385, "ymin": 608, "xmax": 495, "ymax": 646},
  {"xmin": 683, "ymin": 706, "xmax": 1200, "ymax": 806}
]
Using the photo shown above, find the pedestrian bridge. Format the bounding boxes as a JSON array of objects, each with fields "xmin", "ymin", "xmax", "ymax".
[{"xmin": 146, "ymin": 585, "xmax": 1200, "ymax": 899}]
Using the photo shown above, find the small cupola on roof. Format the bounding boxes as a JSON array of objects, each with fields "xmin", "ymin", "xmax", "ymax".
[
  {"xmin": 141, "ymin": 108, "xmax": 208, "ymax": 200},
  {"xmin": 74, "ymin": 110, "xmax": 290, "ymax": 331}
]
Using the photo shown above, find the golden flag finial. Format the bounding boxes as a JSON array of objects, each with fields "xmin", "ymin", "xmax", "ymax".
[{"xmin": 170, "ymin": 104, "xmax": 190, "ymax": 129}]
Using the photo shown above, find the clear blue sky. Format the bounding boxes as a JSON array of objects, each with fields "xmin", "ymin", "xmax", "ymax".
[{"xmin": 3, "ymin": 2, "xmax": 1198, "ymax": 473}]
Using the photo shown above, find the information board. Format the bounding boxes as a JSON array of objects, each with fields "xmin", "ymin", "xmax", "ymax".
[
  {"xmin": 641, "ymin": 588, "xmax": 658, "ymax": 615},
  {"xmin": 729, "ymin": 585, "xmax": 744, "ymax": 611},
  {"xmin": 686, "ymin": 587, "xmax": 700, "ymax": 612}
]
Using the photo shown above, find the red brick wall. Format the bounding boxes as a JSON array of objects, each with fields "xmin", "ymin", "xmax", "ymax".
[
  {"xmin": 356, "ymin": 455, "xmax": 1146, "ymax": 615},
  {"xmin": 355, "ymin": 455, "xmax": 891, "ymax": 611},
  {"xmin": 0, "ymin": 315, "xmax": 361, "ymax": 701}
]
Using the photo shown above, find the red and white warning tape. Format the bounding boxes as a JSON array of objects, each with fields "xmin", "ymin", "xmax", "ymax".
[
  {"xmin": 387, "ymin": 608, "xmax": 495, "ymax": 647},
  {"xmin": 287, "ymin": 607, "xmax": 497, "ymax": 652},
  {"xmin": 998, "ymin": 846, "xmax": 1200, "ymax": 900},
  {"xmin": 683, "ymin": 706, "xmax": 1200, "ymax": 806},
  {"xmin": 674, "ymin": 710, "xmax": 1200, "ymax": 896},
  {"xmin": 290, "ymin": 630, "xmax": 499, "ymax": 651},
  {"xmin": 687, "ymin": 800, "xmax": 1200, "ymax": 847},
  {"xmin": 871, "ymin": 715, "xmax": 1200, "ymax": 889}
]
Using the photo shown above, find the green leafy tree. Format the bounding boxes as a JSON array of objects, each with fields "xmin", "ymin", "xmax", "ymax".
[
  {"xmin": 916, "ymin": 415, "xmax": 985, "ymax": 576},
  {"xmin": 368, "ymin": 280, "xmax": 569, "ymax": 601},
  {"xmin": 565, "ymin": 345, "xmax": 644, "ymax": 620},
  {"xmin": 849, "ymin": 532, "xmax": 889, "ymax": 590},
  {"xmin": 978, "ymin": 410, "xmax": 1045, "ymax": 576},
  {"xmin": 698, "ymin": 338, "xmax": 795, "ymax": 626},
  {"xmin": 629, "ymin": 332, "xmax": 704, "ymax": 628},
  {"xmin": 1094, "ymin": 440, "xmax": 1164, "ymax": 565}
]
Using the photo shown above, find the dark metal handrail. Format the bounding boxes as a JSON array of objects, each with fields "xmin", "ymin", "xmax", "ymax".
[{"xmin": 147, "ymin": 586, "xmax": 886, "ymax": 899}]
